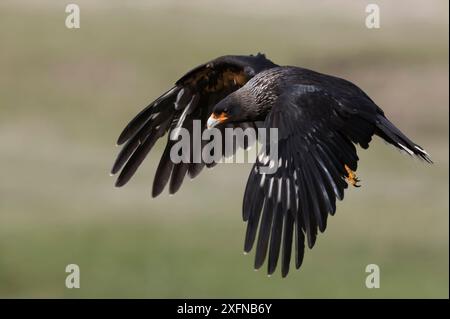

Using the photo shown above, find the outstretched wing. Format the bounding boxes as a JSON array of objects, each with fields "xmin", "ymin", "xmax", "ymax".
[
  {"xmin": 111, "ymin": 54, "xmax": 277, "ymax": 196},
  {"xmin": 242, "ymin": 84, "xmax": 380, "ymax": 277}
]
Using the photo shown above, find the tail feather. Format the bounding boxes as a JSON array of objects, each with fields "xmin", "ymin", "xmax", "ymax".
[{"xmin": 375, "ymin": 115, "xmax": 432, "ymax": 163}]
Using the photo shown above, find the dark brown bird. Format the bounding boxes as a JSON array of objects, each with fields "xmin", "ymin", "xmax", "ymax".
[{"xmin": 111, "ymin": 53, "xmax": 432, "ymax": 277}]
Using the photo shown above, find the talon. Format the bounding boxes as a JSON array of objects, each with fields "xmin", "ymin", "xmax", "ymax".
[{"xmin": 345, "ymin": 165, "xmax": 361, "ymax": 187}]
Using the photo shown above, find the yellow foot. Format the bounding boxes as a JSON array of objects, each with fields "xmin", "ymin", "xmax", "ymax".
[{"xmin": 345, "ymin": 165, "xmax": 361, "ymax": 187}]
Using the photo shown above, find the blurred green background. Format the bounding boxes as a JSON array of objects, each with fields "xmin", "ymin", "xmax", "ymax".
[{"xmin": 0, "ymin": 0, "xmax": 448, "ymax": 298}]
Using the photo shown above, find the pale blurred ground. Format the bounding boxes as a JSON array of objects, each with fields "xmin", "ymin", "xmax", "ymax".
[{"xmin": 0, "ymin": 0, "xmax": 448, "ymax": 298}]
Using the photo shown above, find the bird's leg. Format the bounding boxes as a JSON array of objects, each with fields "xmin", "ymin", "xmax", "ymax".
[{"xmin": 344, "ymin": 165, "xmax": 361, "ymax": 187}]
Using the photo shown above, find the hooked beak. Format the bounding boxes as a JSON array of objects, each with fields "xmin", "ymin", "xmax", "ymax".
[{"xmin": 207, "ymin": 112, "xmax": 228, "ymax": 129}]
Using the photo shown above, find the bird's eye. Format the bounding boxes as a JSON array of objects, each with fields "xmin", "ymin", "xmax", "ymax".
[{"xmin": 223, "ymin": 108, "xmax": 228, "ymax": 113}]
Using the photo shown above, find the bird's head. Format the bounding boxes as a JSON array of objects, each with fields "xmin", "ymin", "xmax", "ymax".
[
  {"xmin": 207, "ymin": 98, "xmax": 237, "ymax": 129},
  {"xmin": 207, "ymin": 90, "xmax": 262, "ymax": 129},
  {"xmin": 207, "ymin": 69, "xmax": 281, "ymax": 129}
]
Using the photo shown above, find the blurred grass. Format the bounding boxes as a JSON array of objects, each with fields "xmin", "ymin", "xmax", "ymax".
[{"xmin": 0, "ymin": 0, "xmax": 448, "ymax": 298}]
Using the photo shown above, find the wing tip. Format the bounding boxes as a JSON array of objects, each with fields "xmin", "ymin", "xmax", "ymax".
[
  {"xmin": 114, "ymin": 178, "xmax": 126, "ymax": 188},
  {"xmin": 116, "ymin": 131, "xmax": 130, "ymax": 146},
  {"xmin": 151, "ymin": 187, "xmax": 163, "ymax": 198}
]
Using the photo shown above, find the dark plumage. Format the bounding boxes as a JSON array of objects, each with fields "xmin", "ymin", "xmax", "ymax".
[{"xmin": 111, "ymin": 53, "xmax": 432, "ymax": 277}]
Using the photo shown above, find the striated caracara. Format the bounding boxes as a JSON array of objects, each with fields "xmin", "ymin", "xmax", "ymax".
[{"xmin": 111, "ymin": 53, "xmax": 432, "ymax": 277}]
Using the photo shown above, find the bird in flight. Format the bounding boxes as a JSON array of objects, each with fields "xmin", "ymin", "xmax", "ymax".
[{"xmin": 111, "ymin": 53, "xmax": 432, "ymax": 277}]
